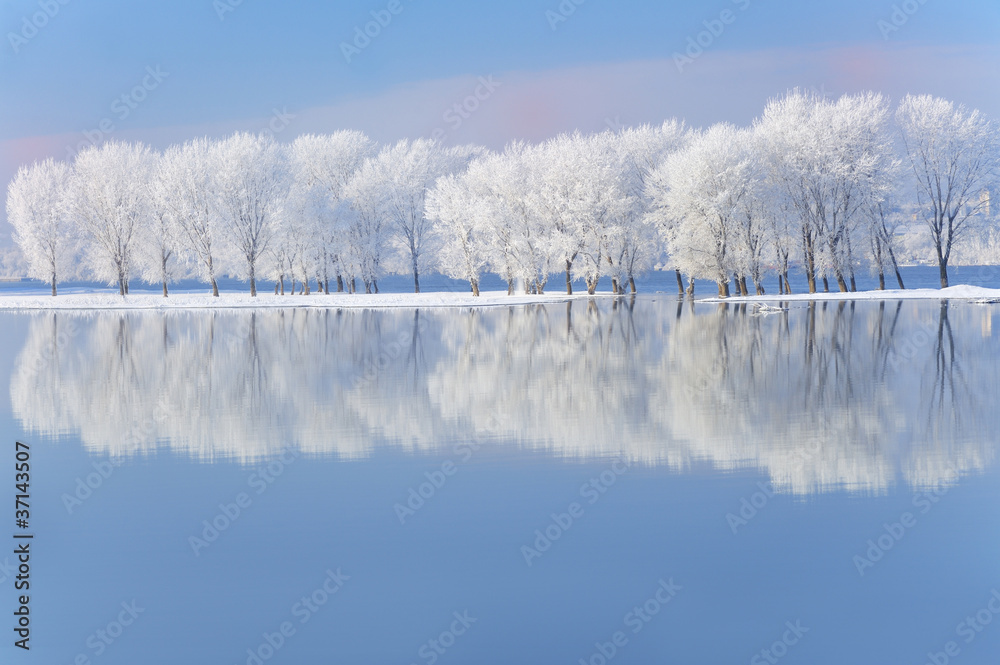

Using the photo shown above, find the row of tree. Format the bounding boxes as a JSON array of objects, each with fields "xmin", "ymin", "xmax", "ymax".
[{"xmin": 6, "ymin": 91, "xmax": 998, "ymax": 297}]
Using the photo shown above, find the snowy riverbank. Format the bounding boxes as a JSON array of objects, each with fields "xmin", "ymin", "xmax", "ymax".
[
  {"xmin": 0, "ymin": 290, "xmax": 593, "ymax": 310},
  {"xmin": 699, "ymin": 284, "xmax": 1000, "ymax": 303}
]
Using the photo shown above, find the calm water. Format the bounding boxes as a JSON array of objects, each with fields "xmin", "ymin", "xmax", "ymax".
[{"xmin": 2, "ymin": 296, "xmax": 999, "ymax": 664}]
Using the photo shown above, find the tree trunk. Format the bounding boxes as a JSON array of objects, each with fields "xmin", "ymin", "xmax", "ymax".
[
  {"xmin": 739, "ymin": 276, "xmax": 749, "ymax": 296},
  {"xmin": 939, "ymin": 259, "xmax": 949, "ymax": 288},
  {"xmin": 336, "ymin": 275, "xmax": 344, "ymax": 292},
  {"xmin": 373, "ymin": 280, "xmax": 379, "ymax": 294},
  {"xmin": 211, "ymin": 278, "xmax": 219, "ymax": 297},
  {"xmin": 805, "ymin": 243, "xmax": 817, "ymax": 294},
  {"xmin": 279, "ymin": 275, "xmax": 285, "ymax": 295},
  {"xmin": 611, "ymin": 278, "xmax": 619, "ymax": 294},
  {"xmin": 629, "ymin": 277, "xmax": 637, "ymax": 294},
  {"xmin": 783, "ymin": 270, "xmax": 792, "ymax": 295},
  {"xmin": 324, "ymin": 279, "xmax": 329, "ymax": 295},
  {"xmin": 413, "ymin": 264, "xmax": 420, "ymax": 293},
  {"xmin": 834, "ymin": 269, "xmax": 848, "ymax": 292},
  {"xmin": 822, "ymin": 277, "xmax": 829, "ymax": 292},
  {"xmin": 878, "ymin": 269, "xmax": 885, "ymax": 291},
  {"xmin": 163, "ymin": 280, "xmax": 169, "ymax": 297},
  {"xmin": 565, "ymin": 260, "xmax": 573, "ymax": 295},
  {"xmin": 675, "ymin": 269, "xmax": 684, "ymax": 295},
  {"xmin": 717, "ymin": 280, "xmax": 730, "ymax": 298},
  {"xmin": 686, "ymin": 278, "xmax": 695, "ymax": 297},
  {"xmin": 51, "ymin": 275, "xmax": 57, "ymax": 297},
  {"xmin": 506, "ymin": 279, "xmax": 514, "ymax": 296},
  {"xmin": 885, "ymin": 245, "xmax": 904, "ymax": 290},
  {"xmin": 250, "ymin": 264, "xmax": 257, "ymax": 297},
  {"xmin": 471, "ymin": 278, "xmax": 480, "ymax": 297},
  {"xmin": 778, "ymin": 275, "xmax": 785, "ymax": 295}
]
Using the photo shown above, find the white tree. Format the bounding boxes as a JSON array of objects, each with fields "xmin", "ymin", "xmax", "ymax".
[
  {"xmin": 212, "ymin": 133, "xmax": 290, "ymax": 296},
  {"xmin": 287, "ymin": 131, "xmax": 374, "ymax": 293},
  {"xmin": 488, "ymin": 143, "xmax": 551, "ymax": 294},
  {"xmin": 343, "ymin": 156, "xmax": 391, "ymax": 294},
  {"xmin": 368, "ymin": 139, "xmax": 484, "ymax": 293},
  {"xmin": 427, "ymin": 168, "xmax": 491, "ymax": 296},
  {"xmin": 728, "ymin": 127, "xmax": 773, "ymax": 295},
  {"xmin": 610, "ymin": 120, "xmax": 689, "ymax": 294},
  {"xmin": 159, "ymin": 138, "xmax": 224, "ymax": 296},
  {"xmin": 648, "ymin": 124, "xmax": 752, "ymax": 297},
  {"xmin": 142, "ymin": 151, "xmax": 183, "ymax": 296},
  {"xmin": 6, "ymin": 158, "xmax": 76, "ymax": 295},
  {"xmin": 535, "ymin": 132, "xmax": 631, "ymax": 294},
  {"xmin": 896, "ymin": 94, "xmax": 999, "ymax": 287},
  {"xmin": 72, "ymin": 141, "xmax": 152, "ymax": 295},
  {"xmin": 758, "ymin": 90, "xmax": 896, "ymax": 293},
  {"xmin": 273, "ymin": 176, "xmax": 321, "ymax": 295}
]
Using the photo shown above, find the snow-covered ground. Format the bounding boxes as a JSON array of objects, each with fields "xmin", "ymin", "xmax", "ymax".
[
  {"xmin": 1, "ymin": 283, "xmax": 999, "ymax": 309},
  {"xmin": 0, "ymin": 290, "xmax": 590, "ymax": 310},
  {"xmin": 699, "ymin": 284, "xmax": 1000, "ymax": 303}
]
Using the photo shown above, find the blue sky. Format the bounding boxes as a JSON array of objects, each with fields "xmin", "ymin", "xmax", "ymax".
[{"xmin": 1, "ymin": 0, "xmax": 999, "ymax": 238}]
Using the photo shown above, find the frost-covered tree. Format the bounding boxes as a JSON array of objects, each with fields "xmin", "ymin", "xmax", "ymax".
[
  {"xmin": 487, "ymin": 143, "xmax": 551, "ymax": 294},
  {"xmin": 287, "ymin": 131, "xmax": 374, "ymax": 293},
  {"xmin": 274, "ymin": 176, "xmax": 320, "ymax": 295},
  {"xmin": 213, "ymin": 133, "xmax": 290, "ymax": 296},
  {"xmin": 758, "ymin": 91, "xmax": 825, "ymax": 292},
  {"xmin": 536, "ymin": 132, "xmax": 631, "ymax": 294},
  {"xmin": 728, "ymin": 128, "xmax": 774, "ymax": 295},
  {"xmin": 896, "ymin": 94, "xmax": 999, "ymax": 287},
  {"xmin": 612, "ymin": 120, "xmax": 689, "ymax": 294},
  {"xmin": 426, "ymin": 166, "xmax": 491, "ymax": 296},
  {"xmin": 759, "ymin": 90, "xmax": 896, "ymax": 293},
  {"xmin": 365, "ymin": 139, "xmax": 483, "ymax": 293},
  {"xmin": 72, "ymin": 141, "xmax": 152, "ymax": 295},
  {"xmin": 6, "ymin": 158, "xmax": 76, "ymax": 295},
  {"xmin": 143, "ymin": 151, "xmax": 183, "ymax": 297},
  {"xmin": 159, "ymin": 138, "xmax": 224, "ymax": 296},
  {"xmin": 648, "ymin": 124, "xmax": 757, "ymax": 297},
  {"xmin": 861, "ymin": 151, "xmax": 907, "ymax": 291},
  {"xmin": 343, "ymin": 157, "xmax": 391, "ymax": 294}
]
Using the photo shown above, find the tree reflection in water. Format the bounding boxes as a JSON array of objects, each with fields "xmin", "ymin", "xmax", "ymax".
[{"xmin": 9, "ymin": 298, "xmax": 997, "ymax": 494}]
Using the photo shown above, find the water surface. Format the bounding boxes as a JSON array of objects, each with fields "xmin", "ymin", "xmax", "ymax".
[{"xmin": 2, "ymin": 297, "xmax": 999, "ymax": 664}]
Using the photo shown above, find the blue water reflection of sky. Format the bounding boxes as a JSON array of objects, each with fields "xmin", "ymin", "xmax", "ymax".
[
  {"xmin": 1, "ymin": 296, "xmax": 999, "ymax": 665},
  {"xmin": 13, "ymin": 442, "xmax": 1000, "ymax": 665}
]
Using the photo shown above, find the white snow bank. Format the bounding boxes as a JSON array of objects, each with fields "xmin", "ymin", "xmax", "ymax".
[
  {"xmin": 698, "ymin": 284, "xmax": 1000, "ymax": 304},
  {"xmin": 0, "ymin": 290, "xmax": 591, "ymax": 310}
]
